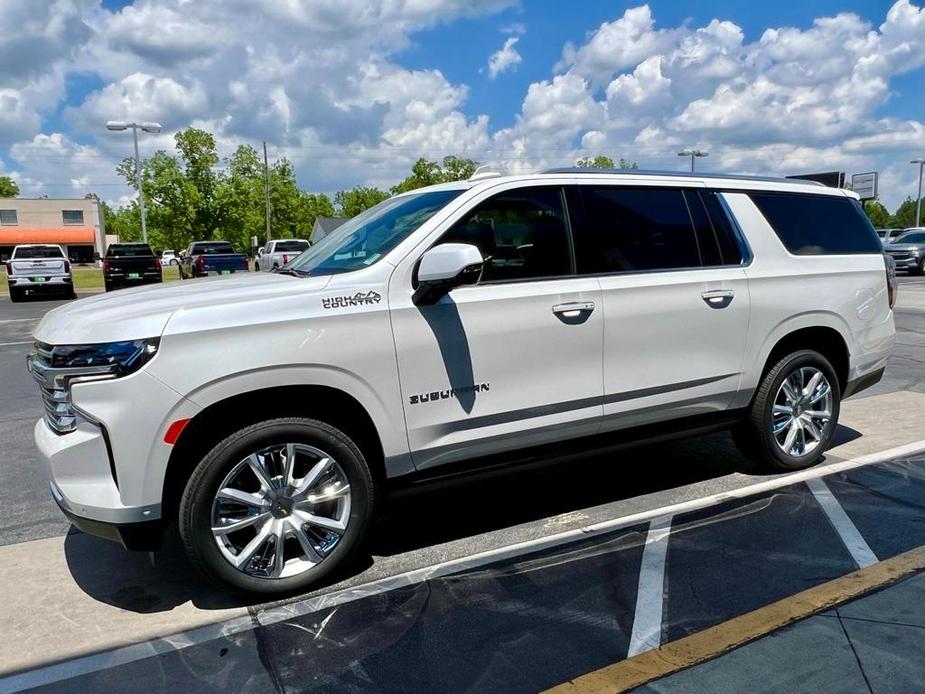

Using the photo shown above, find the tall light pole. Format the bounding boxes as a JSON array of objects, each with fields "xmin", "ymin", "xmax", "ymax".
[
  {"xmin": 678, "ymin": 148, "xmax": 708, "ymax": 172},
  {"xmin": 912, "ymin": 159, "xmax": 925, "ymax": 227},
  {"xmin": 106, "ymin": 121, "xmax": 162, "ymax": 244}
]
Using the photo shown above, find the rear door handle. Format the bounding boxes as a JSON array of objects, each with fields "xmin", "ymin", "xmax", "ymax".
[
  {"xmin": 701, "ymin": 290, "xmax": 735, "ymax": 309},
  {"xmin": 552, "ymin": 301, "xmax": 595, "ymax": 316}
]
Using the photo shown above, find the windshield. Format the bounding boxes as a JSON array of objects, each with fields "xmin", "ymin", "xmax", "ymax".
[
  {"xmin": 13, "ymin": 246, "xmax": 63, "ymax": 259},
  {"xmin": 289, "ymin": 189, "xmax": 463, "ymax": 276},
  {"xmin": 896, "ymin": 231, "xmax": 925, "ymax": 244}
]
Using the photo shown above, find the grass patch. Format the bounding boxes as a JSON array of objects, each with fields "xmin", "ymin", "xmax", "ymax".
[{"xmin": 1, "ymin": 265, "xmax": 182, "ymax": 294}]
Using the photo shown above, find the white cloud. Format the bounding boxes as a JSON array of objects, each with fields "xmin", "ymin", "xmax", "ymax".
[
  {"xmin": 1, "ymin": 0, "xmax": 923, "ymax": 211},
  {"xmin": 488, "ymin": 37, "xmax": 523, "ymax": 79}
]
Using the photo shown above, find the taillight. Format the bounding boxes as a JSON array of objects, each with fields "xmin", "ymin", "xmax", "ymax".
[
  {"xmin": 197, "ymin": 255, "xmax": 206, "ymax": 270},
  {"xmin": 102, "ymin": 259, "xmax": 109, "ymax": 272},
  {"xmin": 4, "ymin": 262, "xmax": 10, "ymax": 274},
  {"xmin": 282, "ymin": 254, "xmax": 289, "ymax": 265},
  {"xmin": 64, "ymin": 260, "xmax": 70, "ymax": 273},
  {"xmin": 885, "ymin": 255, "xmax": 897, "ymax": 309},
  {"xmin": 154, "ymin": 257, "xmax": 161, "ymax": 269}
]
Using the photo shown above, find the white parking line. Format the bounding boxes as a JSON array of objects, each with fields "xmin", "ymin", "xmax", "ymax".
[
  {"xmin": 806, "ymin": 477, "xmax": 879, "ymax": 568},
  {"xmin": 2, "ymin": 438, "xmax": 923, "ymax": 693},
  {"xmin": 627, "ymin": 515, "xmax": 672, "ymax": 657},
  {"xmin": 0, "ymin": 341, "xmax": 32, "ymax": 347},
  {"xmin": 0, "ymin": 319, "xmax": 37, "ymax": 324}
]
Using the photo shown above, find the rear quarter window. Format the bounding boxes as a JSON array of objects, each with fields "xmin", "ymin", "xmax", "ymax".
[{"xmin": 748, "ymin": 193, "xmax": 882, "ymax": 255}]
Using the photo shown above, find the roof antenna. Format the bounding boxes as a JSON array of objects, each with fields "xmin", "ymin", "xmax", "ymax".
[{"xmin": 469, "ymin": 165, "xmax": 503, "ymax": 182}]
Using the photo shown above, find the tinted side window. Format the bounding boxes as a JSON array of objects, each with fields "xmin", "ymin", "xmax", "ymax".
[
  {"xmin": 749, "ymin": 193, "xmax": 882, "ymax": 255},
  {"xmin": 573, "ymin": 187, "xmax": 702, "ymax": 273},
  {"xmin": 899, "ymin": 232, "xmax": 925, "ymax": 243},
  {"xmin": 699, "ymin": 191, "xmax": 744, "ymax": 264},
  {"xmin": 440, "ymin": 187, "xmax": 572, "ymax": 282}
]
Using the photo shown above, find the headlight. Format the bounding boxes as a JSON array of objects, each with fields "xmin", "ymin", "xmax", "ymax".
[
  {"xmin": 28, "ymin": 339, "xmax": 159, "ymax": 434},
  {"xmin": 41, "ymin": 339, "xmax": 159, "ymax": 374}
]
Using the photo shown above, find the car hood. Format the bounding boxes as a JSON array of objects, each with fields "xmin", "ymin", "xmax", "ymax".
[{"xmin": 33, "ymin": 272, "xmax": 332, "ymax": 345}]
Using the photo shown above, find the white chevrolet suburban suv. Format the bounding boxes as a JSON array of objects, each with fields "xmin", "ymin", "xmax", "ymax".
[{"xmin": 29, "ymin": 169, "xmax": 896, "ymax": 594}]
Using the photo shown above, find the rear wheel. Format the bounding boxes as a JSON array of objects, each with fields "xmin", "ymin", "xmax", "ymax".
[
  {"xmin": 179, "ymin": 417, "xmax": 375, "ymax": 594},
  {"xmin": 9, "ymin": 287, "xmax": 24, "ymax": 303},
  {"xmin": 733, "ymin": 350, "xmax": 840, "ymax": 471}
]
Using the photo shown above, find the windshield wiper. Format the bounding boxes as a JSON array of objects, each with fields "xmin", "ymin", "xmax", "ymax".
[{"xmin": 275, "ymin": 267, "xmax": 310, "ymax": 277}]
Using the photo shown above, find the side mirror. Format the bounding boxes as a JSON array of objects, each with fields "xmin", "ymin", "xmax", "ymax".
[
  {"xmin": 257, "ymin": 247, "xmax": 265, "ymax": 256},
  {"xmin": 413, "ymin": 243, "xmax": 483, "ymax": 306},
  {"xmin": 93, "ymin": 253, "xmax": 101, "ymax": 261}
]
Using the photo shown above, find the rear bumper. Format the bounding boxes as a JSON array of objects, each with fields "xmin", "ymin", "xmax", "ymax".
[{"xmin": 8, "ymin": 276, "xmax": 72, "ymax": 290}]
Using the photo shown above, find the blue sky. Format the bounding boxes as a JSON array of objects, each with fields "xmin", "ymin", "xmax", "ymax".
[{"xmin": 1, "ymin": 0, "xmax": 923, "ymax": 209}]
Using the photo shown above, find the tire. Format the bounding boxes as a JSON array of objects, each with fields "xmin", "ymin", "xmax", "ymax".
[
  {"xmin": 9, "ymin": 287, "xmax": 24, "ymax": 303},
  {"xmin": 254, "ymin": 263, "xmax": 260, "ymax": 272},
  {"xmin": 104, "ymin": 281, "xmax": 113, "ymax": 292},
  {"xmin": 912, "ymin": 258, "xmax": 925, "ymax": 276},
  {"xmin": 733, "ymin": 350, "xmax": 841, "ymax": 471},
  {"xmin": 179, "ymin": 417, "xmax": 375, "ymax": 594},
  {"xmin": 170, "ymin": 259, "xmax": 178, "ymax": 266}
]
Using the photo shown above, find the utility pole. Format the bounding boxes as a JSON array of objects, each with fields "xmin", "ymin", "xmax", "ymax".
[
  {"xmin": 912, "ymin": 159, "xmax": 925, "ymax": 227},
  {"xmin": 263, "ymin": 141, "xmax": 272, "ymax": 241}
]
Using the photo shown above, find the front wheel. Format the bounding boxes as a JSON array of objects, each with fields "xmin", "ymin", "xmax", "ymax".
[
  {"xmin": 912, "ymin": 257, "xmax": 925, "ymax": 276},
  {"xmin": 179, "ymin": 417, "xmax": 375, "ymax": 594},
  {"xmin": 733, "ymin": 350, "xmax": 841, "ymax": 471},
  {"xmin": 169, "ymin": 259, "xmax": 178, "ymax": 266}
]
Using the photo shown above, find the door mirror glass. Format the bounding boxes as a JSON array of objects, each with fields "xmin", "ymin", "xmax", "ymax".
[{"xmin": 413, "ymin": 243, "xmax": 483, "ymax": 305}]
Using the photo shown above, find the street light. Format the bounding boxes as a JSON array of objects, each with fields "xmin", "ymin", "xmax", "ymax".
[
  {"xmin": 678, "ymin": 149, "xmax": 708, "ymax": 172},
  {"xmin": 106, "ymin": 120, "xmax": 162, "ymax": 244},
  {"xmin": 912, "ymin": 159, "xmax": 925, "ymax": 227}
]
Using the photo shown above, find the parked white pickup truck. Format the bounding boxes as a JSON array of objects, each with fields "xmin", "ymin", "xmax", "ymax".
[
  {"xmin": 255, "ymin": 239, "xmax": 309, "ymax": 271},
  {"xmin": 6, "ymin": 244, "xmax": 75, "ymax": 302}
]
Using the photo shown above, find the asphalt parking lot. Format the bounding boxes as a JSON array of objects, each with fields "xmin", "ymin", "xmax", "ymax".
[{"xmin": 1, "ymin": 277, "xmax": 924, "ymax": 692}]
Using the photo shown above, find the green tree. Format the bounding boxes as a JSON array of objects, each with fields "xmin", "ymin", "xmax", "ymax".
[
  {"xmin": 0, "ymin": 176, "xmax": 19, "ymax": 197},
  {"xmin": 576, "ymin": 155, "xmax": 638, "ymax": 170},
  {"xmin": 335, "ymin": 186, "xmax": 389, "ymax": 216},
  {"xmin": 390, "ymin": 156, "xmax": 479, "ymax": 194},
  {"xmin": 891, "ymin": 196, "xmax": 924, "ymax": 228},
  {"xmin": 862, "ymin": 200, "xmax": 891, "ymax": 228}
]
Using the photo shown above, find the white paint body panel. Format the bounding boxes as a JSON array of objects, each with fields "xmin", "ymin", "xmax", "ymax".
[{"xmin": 29, "ymin": 173, "xmax": 895, "ymax": 524}]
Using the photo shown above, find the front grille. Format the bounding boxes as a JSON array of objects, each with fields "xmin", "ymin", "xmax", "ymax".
[
  {"xmin": 29, "ymin": 346, "xmax": 77, "ymax": 434},
  {"xmin": 28, "ymin": 343, "xmax": 114, "ymax": 435},
  {"xmin": 887, "ymin": 251, "xmax": 911, "ymax": 260}
]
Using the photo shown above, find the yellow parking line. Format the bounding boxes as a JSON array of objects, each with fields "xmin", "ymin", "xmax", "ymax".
[{"xmin": 546, "ymin": 545, "xmax": 925, "ymax": 694}]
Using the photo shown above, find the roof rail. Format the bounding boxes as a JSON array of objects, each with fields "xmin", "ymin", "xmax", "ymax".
[
  {"xmin": 469, "ymin": 165, "xmax": 503, "ymax": 182},
  {"xmin": 540, "ymin": 167, "xmax": 826, "ymax": 186}
]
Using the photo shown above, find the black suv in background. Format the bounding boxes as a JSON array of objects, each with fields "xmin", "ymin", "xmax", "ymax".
[{"xmin": 103, "ymin": 243, "xmax": 163, "ymax": 292}]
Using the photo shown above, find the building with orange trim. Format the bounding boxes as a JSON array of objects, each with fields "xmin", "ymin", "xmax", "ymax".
[{"xmin": 0, "ymin": 197, "xmax": 110, "ymax": 263}]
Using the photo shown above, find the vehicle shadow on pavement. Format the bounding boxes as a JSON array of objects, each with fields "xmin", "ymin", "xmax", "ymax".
[
  {"xmin": 61, "ymin": 426, "xmax": 863, "ymax": 613},
  {"xmin": 62, "ymin": 526, "xmax": 256, "ymax": 612}
]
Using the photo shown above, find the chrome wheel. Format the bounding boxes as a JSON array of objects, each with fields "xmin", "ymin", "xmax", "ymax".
[
  {"xmin": 771, "ymin": 367, "xmax": 833, "ymax": 457},
  {"xmin": 210, "ymin": 443, "xmax": 351, "ymax": 579}
]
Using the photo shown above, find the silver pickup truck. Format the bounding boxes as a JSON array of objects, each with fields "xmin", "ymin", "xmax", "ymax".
[
  {"xmin": 255, "ymin": 239, "xmax": 310, "ymax": 271},
  {"xmin": 6, "ymin": 244, "xmax": 75, "ymax": 302}
]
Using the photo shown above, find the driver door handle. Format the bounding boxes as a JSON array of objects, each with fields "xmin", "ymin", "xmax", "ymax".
[
  {"xmin": 701, "ymin": 289, "xmax": 735, "ymax": 309},
  {"xmin": 552, "ymin": 301, "xmax": 595, "ymax": 316}
]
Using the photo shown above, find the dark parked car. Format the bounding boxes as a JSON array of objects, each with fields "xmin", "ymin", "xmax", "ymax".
[
  {"xmin": 179, "ymin": 241, "xmax": 249, "ymax": 279},
  {"xmin": 103, "ymin": 243, "xmax": 163, "ymax": 292},
  {"xmin": 883, "ymin": 229, "xmax": 925, "ymax": 275}
]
